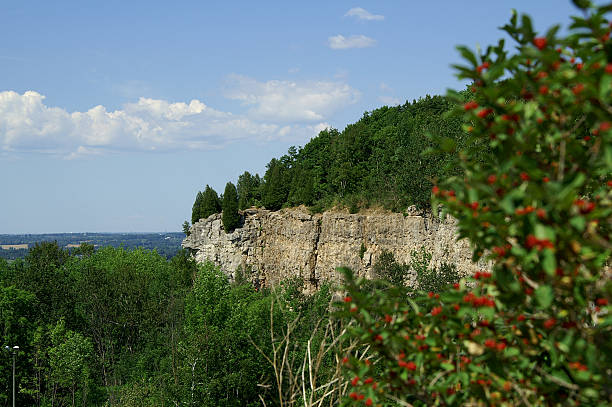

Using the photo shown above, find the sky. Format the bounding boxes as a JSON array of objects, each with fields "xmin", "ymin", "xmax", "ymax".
[{"xmin": 0, "ymin": 0, "xmax": 587, "ymax": 233}]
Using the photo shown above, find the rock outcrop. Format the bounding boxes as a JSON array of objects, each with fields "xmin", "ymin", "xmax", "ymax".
[{"xmin": 183, "ymin": 207, "xmax": 483, "ymax": 290}]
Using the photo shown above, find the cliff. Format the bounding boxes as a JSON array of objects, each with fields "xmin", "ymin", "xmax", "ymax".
[{"xmin": 182, "ymin": 207, "xmax": 483, "ymax": 290}]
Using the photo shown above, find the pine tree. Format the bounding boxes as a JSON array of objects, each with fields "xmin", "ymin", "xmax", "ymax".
[
  {"xmin": 201, "ymin": 185, "xmax": 221, "ymax": 220},
  {"xmin": 222, "ymin": 182, "xmax": 240, "ymax": 233},
  {"xmin": 191, "ymin": 191, "xmax": 204, "ymax": 224}
]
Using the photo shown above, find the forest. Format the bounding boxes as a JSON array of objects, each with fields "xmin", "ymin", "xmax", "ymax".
[
  {"xmin": 0, "ymin": 241, "xmax": 451, "ymax": 406},
  {"xmin": 189, "ymin": 93, "xmax": 470, "ymax": 230}
]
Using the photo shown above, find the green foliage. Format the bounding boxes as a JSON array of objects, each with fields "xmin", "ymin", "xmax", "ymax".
[
  {"xmin": 261, "ymin": 158, "xmax": 289, "ymax": 210},
  {"xmin": 222, "ymin": 182, "xmax": 240, "ymax": 233},
  {"xmin": 237, "ymin": 171, "xmax": 261, "ymax": 210},
  {"xmin": 193, "ymin": 93, "xmax": 467, "ymax": 220},
  {"xmin": 192, "ymin": 185, "xmax": 222, "ymax": 224},
  {"xmin": 410, "ymin": 246, "xmax": 459, "ymax": 293},
  {"xmin": 341, "ymin": 5, "xmax": 612, "ymax": 406},
  {"xmin": 372, "ymin": 250, "xmax": 409, "ymax": 286},
  {"xmin": 359, "ymin": 243, "xmax": 366, "ymax": 259},
  {"xmin": 182, "ymin": 220, "xmax": 190, "ymax": 236},
  {"xmin": 48, "ymin": 319, "xmax": 93, "ymax": 406}
]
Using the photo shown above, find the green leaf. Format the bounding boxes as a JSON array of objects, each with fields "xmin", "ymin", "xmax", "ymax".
[
  {"xmin": 599, "ymin": 74, "xmax": 611, "ymax": 100},
  {"xmin": 569, "ymin": 216, "xmax": 585, "ymax": 232},
  {"xmin": 535, "ymin": 285, "xmax": 554, "ymax": 309},
  {"xmin": 542, "ymin": 249, "xmax": 556, "ymax": 276},
  {"xmin": 456, "ymin": 46, "xmax": 478, "ymax": 66},
  {"xmin": 441, "ymin": 362, "xmax": 455, "ymax": 371},
  {"xmin": 505, "ymin": 347, "xmax": 520, "ymax": 357}
]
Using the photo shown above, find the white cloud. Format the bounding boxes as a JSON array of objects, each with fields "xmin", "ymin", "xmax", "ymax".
[
  {"xmin": 378, "ymin": 96, "xmax": 402, "ymax": 106},
  {"xmin": 224, "ymin": 75, "xmax": 360, "ymax": 122},
  {"xmin": 328, "ymin": 34, "xmax": 376, "ymax": 50},
  {"xmin": 379, "ymin": 82, "xmax": 392, "ymax": 92},
  {"xmin": 345, "ymin": 7, "xmax": 384, "ymax": 21},
  {"xmin": 0, "ymin": 90, "xmax": 336, "ymax": 156}
]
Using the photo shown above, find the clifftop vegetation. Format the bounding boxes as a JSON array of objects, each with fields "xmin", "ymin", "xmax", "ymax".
[{"xmin": 190, "ymin": 94, "xmax": 470, "ymax": 229}]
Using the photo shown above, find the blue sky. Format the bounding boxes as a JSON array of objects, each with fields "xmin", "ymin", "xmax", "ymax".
[{"xmin": 1, "ymin": 1, "xmax": 584, "ymax": 233}]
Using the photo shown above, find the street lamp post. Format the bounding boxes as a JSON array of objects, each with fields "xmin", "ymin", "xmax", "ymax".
[{"xmin": 4, "ymin": 345, "xmax": 18, "ymax": 407}]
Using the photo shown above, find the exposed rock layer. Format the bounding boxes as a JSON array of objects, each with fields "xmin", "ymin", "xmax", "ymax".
[{"xmin": 183, "ymin": 207, "xmax": 483, "ymax": 290}]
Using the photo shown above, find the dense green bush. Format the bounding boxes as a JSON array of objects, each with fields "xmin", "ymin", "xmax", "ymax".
[{"xmin": 341, "ymin": 3, "xmax": 611, "ymax": 406}]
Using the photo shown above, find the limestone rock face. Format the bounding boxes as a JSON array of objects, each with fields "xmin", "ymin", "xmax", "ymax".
[{"xmin": 182, "ymin": 207, "xmax": 483, "ymax": 290}]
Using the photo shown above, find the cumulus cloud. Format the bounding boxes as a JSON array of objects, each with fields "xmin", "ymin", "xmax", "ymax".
[
  {"xmin": 344, "ymin": 7, "xmax": 384, "ymax": 21},
  {"xmin": 224, "ymin": 75, "xmax": 360, "ymax": 122},
  {"xmin": 0, "ymin": 89, "xmax": 340, "ymax": 156},
  {"xmin": 328, "ymin": 34, "xmax": 376, "ymax": 50}
]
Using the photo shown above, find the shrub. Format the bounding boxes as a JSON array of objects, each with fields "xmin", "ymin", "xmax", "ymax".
[{"xmin": 340, "ymin": 3, "xmax": 611, "ymax": 406}]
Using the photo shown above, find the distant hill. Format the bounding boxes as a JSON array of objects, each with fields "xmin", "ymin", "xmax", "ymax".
[{"xmin": 0, "ymin": 232, "xmax": 185, "ymax": 261}]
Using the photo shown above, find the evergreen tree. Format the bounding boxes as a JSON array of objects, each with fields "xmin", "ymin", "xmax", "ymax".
[
  {"xmin": 182, "ymin": 221, "xmax": 191, "ymax": 236},
  {"xmin": 237, "ymin": 171, "xmax": 261, "ymax": 210},
  {"xmin": 191, "ymin": 191, "xmax": 204, "ymax": 224},
  {"xmin": 201, "ymin": 185, "xmax": 221, "ymax": 220},
  {"xmin": 222, "ymin": 182, "xmax": 240, "ymax": 233},
  {"xmin": 261, "ymin": 159, "xmax": 288, "ymax": 210}
]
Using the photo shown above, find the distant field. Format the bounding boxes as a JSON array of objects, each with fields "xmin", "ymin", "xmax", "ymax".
[
  {"xmin": 0, "ymin": 232, "xmax": 185, "ymax": 261},
  {"xmin": 1, "ymin": 244, "xmax": 28, "ymax": 250}
]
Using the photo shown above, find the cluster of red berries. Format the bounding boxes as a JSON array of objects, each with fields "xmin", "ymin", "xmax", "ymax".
[
  {"xmin": 569, "ymin": 361, "xmax": 588, "ymax": 371},
  {"xmin": 473, "ymin": 271, "xmax": 492, "ymax": 279},
  {"xmin": 573, "ymin": 199, "xmax": 595, "ymax": 214},
  {"xmin": 525, "ymin": 234, "xmax": 554, "ymax": 250},
  {"xmin": 463, "ymin": 292, "xmax": 495, "ymax": 308},
  {"xmin": 484, "ymin": 338, "xmax": 507, "ymax": 351}
]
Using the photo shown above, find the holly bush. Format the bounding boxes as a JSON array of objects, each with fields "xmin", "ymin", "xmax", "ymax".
[{"xmin": 340, "ymin": 2, "xmax": 611, "ymax": 406}]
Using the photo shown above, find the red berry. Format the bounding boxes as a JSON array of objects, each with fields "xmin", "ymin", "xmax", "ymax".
[
  {"xmin": 476, "ymin": 61, "xmax": 490, "ymax": 74},
  {"xmin": 520, "ymin": 172, "xmax": 530, "ymax": 181},
  {"xmin": 344, "ymin": 296, "xmax": 352, "ymax": 303},
  {"xmin": 596, "ymin": 298, "xmax": 608, "ymax": 306},
  {"xmin": 606, "ymin": 63, "xmax": 612, "ymax": 74},
  {"xmin": 365, "ymin": 398, "xmax": 373, "ymax": 406},
  {"xmin": 464, "ymin": 101, "xmax": 479, "ymax": 111},
  {"xmin": 533, "ymin": 37, "xmax": 547, "ymax": 50},
  {"xmin": 539, "ymin": 85, "xmax": 548, "ymax": 95},
  {"xmin": 351, "ymin": 376, "xmax": 360, "ymax": 386},
  {"xmin": 572, "ymin": 83, "xmax": 585, "ymax": 95},
  {"xmin": 431, "ymin": 306, "xmax": 442, "ymax": 316},
  {"xmin": 543, "ymin": 318, "xmax": 556, "ymax": 329}
]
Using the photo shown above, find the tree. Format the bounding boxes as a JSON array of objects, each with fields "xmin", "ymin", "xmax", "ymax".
[
  {"xmin": 192, "ymin": 186, "xmax": 222, "ymax": 224},
  {"xmin": 48, "ymin": 319, "xmax": 93, "ymax": 407},
  {"xmin": 341, "ymin": 4, "xmax": 611, "ymax": 405},
  {"xmin": 182, "ymin": 220, "xmax": 191, "ymax": 236},
  {"xmin": 191, "ymin": 191, "xmax": 204, "ymax": 224},
  {"xmin": 237, "ymin": 171, "xmax": 261, "ymax": 210},
  {"xmin": 261, "ymin": 159, "xmax": 288, "ymax": 210},
  {"xmin": 201, "ymin": 185, "xmax": 222, "ymax": 220},
  {"xmin": 222, "ymin": 182, "xmax": 240, "ymax": 233}
]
